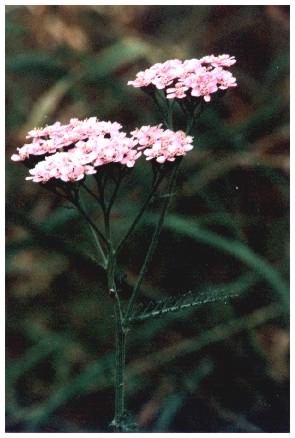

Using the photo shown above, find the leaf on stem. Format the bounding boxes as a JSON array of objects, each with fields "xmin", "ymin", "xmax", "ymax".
[{"xmin": 128, "ymin": 287, "xmax": 239, "ymax": 323}]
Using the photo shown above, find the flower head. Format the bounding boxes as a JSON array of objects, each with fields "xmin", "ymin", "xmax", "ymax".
[
  {"xmin": 128, "ymin": 54, "xmax": 237, "ymax": 102},
  {"xmin": 12, "ymin": 118, "xmax": 142, "ymax": 183},
  {"xmin": 131, "ymin": 125, "xmax": 194, "ymax": 164}
]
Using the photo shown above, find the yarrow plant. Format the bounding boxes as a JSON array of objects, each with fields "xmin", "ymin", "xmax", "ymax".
[{"xmin": 11, "ymin": 54, "xmax": 237, "ymax": 432}]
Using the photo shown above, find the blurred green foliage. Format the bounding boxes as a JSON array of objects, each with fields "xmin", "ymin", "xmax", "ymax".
[{"xmin": 6, "ymin": 5, "xmax": 289, "ymax": 432}]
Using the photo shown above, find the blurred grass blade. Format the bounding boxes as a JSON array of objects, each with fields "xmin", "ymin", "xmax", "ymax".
[
  {"xmin": 21, "ymin": 37, "xmax": 149, "ymax": 129},
  {"xmin": 22, "ymin": 75, "xmax": 79, "ymax": 132},
  {"xmin": 126, "ymin": 304, "xmax": 285, "ymax": 380},
  {"xmin": 7, "ymin": 204, "xmax": 106, "ymax": 275},
  {"xmin": 22, "ymin": 353, "xmax": 114, "ymax": 431},
  {"xmin": 6, "ymin": 51, "xmax": 66, "ymax": 76},
  {"xmin": 142, "ymin": 213, "xmax": 288, "ymax": 307},
  {"xmin": 154, "ymin": 359, "xmax": 213, "ymax": 431},
  {"xmin": 82, "ymin": 38, "xmax": 148, "ymax": 81},
  {"xmin": 6, "ymin": 335, "xmax": 67, "ymax": 384},
  {"xmin": 42, "ymin": 207, "xmax": 78, "ymax": 233}
]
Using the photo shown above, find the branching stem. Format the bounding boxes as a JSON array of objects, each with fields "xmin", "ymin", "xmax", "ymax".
[
  {"xmin": 74, "ymin": 199, "xmax": 108, "ymax": 266},
  {"xmin": 116, "ymin": 172, "xmax": 164, "ymax": 256},
  {"xmin": 124, "ymin": 159, "xmax": 181, "ymax": 326}
]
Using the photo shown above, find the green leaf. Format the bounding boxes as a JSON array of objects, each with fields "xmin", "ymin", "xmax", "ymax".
[
  {"xmin": 129, "ymin": 272, "xmax": 259, "ymax": 342},
  {"xmin": 129, "ymin": 286, "xmax": 240, "ymax": 323}
]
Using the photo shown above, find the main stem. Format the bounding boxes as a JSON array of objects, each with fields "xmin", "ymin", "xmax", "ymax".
[
  {"xmin": 113, "ymin": 297, "xmax": 126, "ymax": 429},
  {"xmin": 102, "ymin": 180, "xmax": 127, "ymax": 431},
  {"xmin": 108, "ymin": 246, "xmax": 127, "ymax": 431},
  {"xmin": 108, "ymin": 99, "xmax": 186, "ymax": 430}
]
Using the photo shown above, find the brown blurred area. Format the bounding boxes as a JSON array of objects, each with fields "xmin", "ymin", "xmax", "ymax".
[{"xmin": 6, "ymin": 5, "xmax": 289, "ymax": 432}]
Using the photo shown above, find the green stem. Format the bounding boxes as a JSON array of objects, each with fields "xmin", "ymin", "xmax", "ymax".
[
  {"xmin": 101, "ymin": 183, "xmax": 128, "ymax": 432},
  {"xmin": 186, "ymin": 101, "xmax": 203, "ymax": 134},
  {"xmin": 81, "ymin": 182, "xmax": 102, "ymax": 205},
  {"xmin": 85, "ymin": 216, "xmax": 107, "ymax": 268},
  {"xmin": 107, "ymin": 246, "xmax": 127, "ymax": 431},
  {"xmin": 151, "ymin": 91, "xmax": 170, "ymax": 128},
  {"xmin": 179, "ymin": 100, "xmax": 190, "ymax": 119},
  {"xmin": 116, "ymin": 172, "xmax": 164, "ymax": 256},
  {"xmin": 106, "ymin": 176, "xmax": 123, "ymax": 217},
  {"xmin": 74, "ymin": 200, "xmax": 108, "ymax": 265},
  {"xmin": 167, "ymin": 99, "xmax": 175, "ymax": 130},
  {"xmin": 112, "ymin": 291, "xmax": 126, "ymax": 431},
  {"xmin": 124, "ymin": 160, "xmax": 181, "ymax": 325}
]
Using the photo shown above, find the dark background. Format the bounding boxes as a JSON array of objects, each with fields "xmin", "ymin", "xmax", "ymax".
[{"xmin": 6, "ymin": 5, "xmax": 289, "ymax": 432}]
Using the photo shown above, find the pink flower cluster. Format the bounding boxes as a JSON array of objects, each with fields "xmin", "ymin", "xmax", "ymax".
[
  {"xmin": 11, "ymin": 118, "xmax": 194, "ymax": 183},
  {"xmin": 25, "ymin": 151, "xmax": 97, "ymax": 183},
  {"xmin": 131, "ymin": 125, "xmax": 193, "ymax": 163},
  {"xmin": 128, "ymin": 54, "xmax": 237, "ymax": 102},
  {"xmin": 11, "ymin": 118, "xmax": 124, "ymax": 162}
]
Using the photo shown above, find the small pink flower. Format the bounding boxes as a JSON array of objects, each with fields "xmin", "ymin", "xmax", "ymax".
[
  {"xmin": 131, "ymin": 125, "xmax": 164, "ymax": 150},
  {"xmin": 166, "ymin": 83, "xmax": 189, "ymax": 99},
  {"xmin": 214, "ymin": 68, "xmax": 237, "ymax": 89},
  {"xmin": 211, "ymin": 54, "xmax": 236, "ymax": 67},
  {"xmin": 127, "ymin": 70, "xmax": 156, "ymax": 88},
  {"xmin": 190, "ymin": 79, "xmax": 219, "ymax": 101}
]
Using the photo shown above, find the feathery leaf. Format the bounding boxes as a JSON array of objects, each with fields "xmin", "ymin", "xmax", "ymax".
[{"xmin": 129, "ymin": 285, "xmax": 240, "ymax": 323}]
